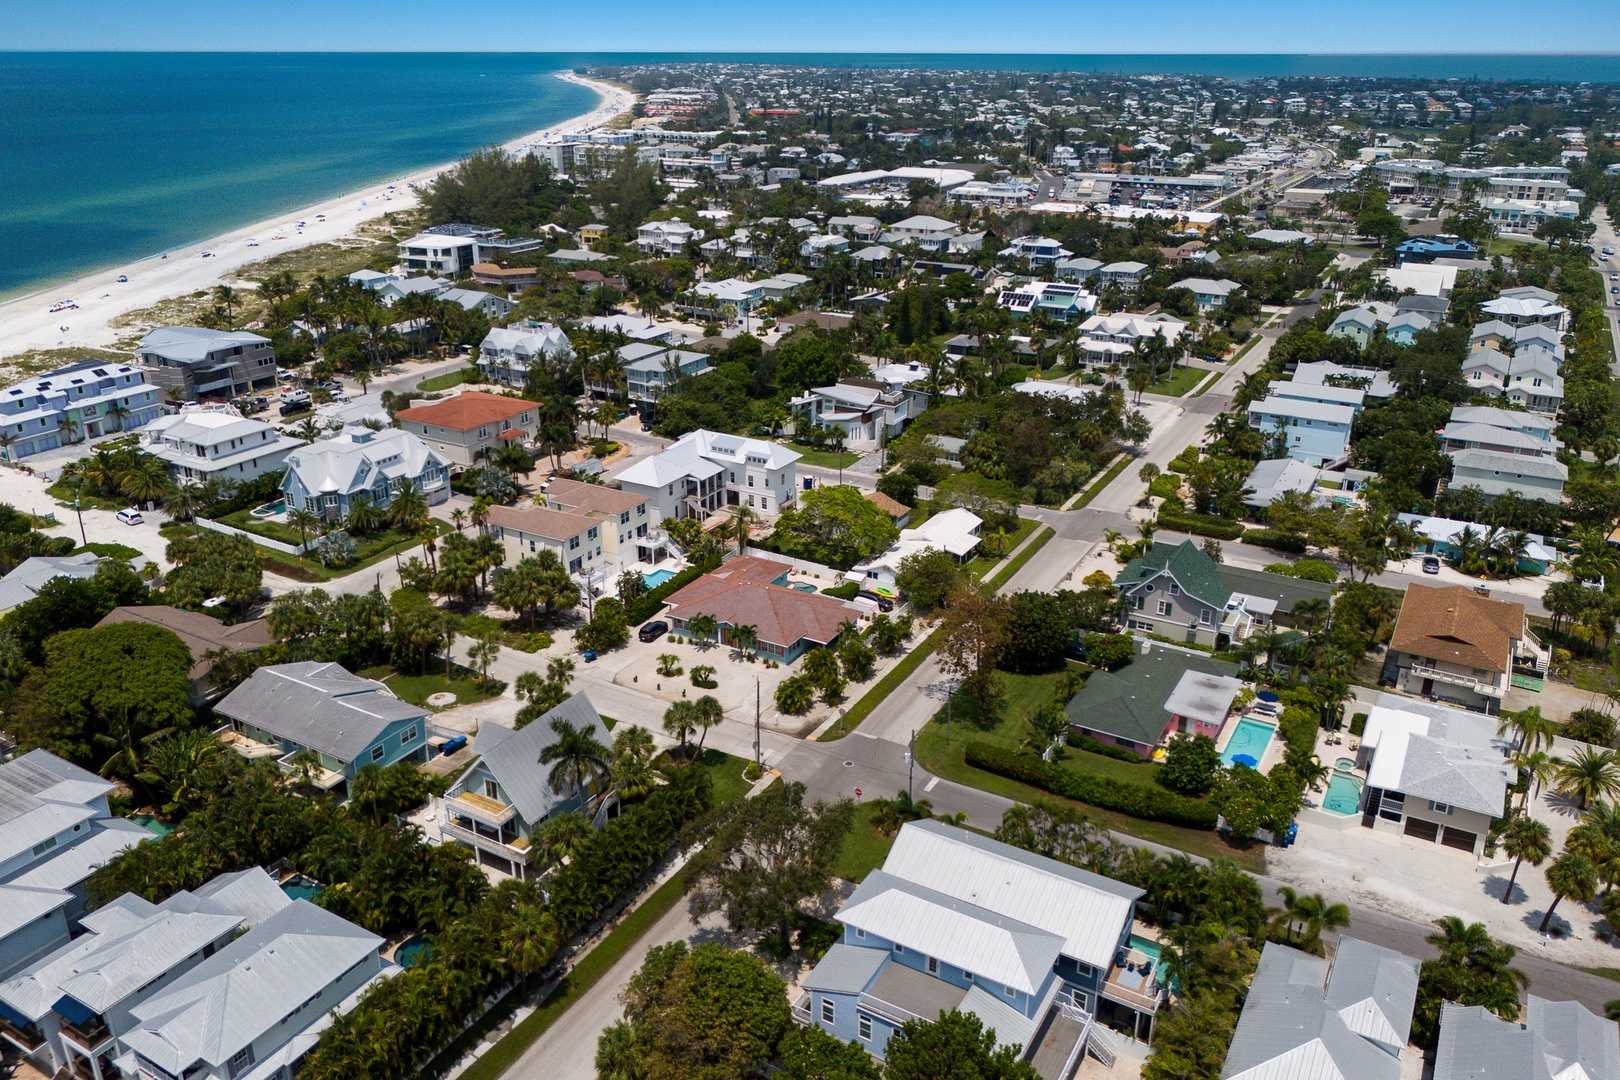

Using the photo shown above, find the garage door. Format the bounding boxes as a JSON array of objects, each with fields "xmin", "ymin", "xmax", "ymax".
[
  {"xmin": 1403, "ymin": 818, "xmax": 1440, "ymax": 842},
  {"xmin": 1440, "ymin": 826, "xmax": 1478, "ymax": 853}
]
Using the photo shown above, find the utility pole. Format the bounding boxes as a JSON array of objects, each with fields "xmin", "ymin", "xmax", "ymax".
[
  {"xmin": 754, "ymin": 678, "xmax": 762, "ymax": 769},
  {"xmin": 946, "ymin": 681, "xmax": 954, "ymax": 748},
  {"xmin": 906, "ymin": 728, "xmax": 916, "ymax": 803}
]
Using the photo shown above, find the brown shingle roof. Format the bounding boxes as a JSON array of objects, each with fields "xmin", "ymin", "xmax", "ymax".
[
  {"xmin": 543, "ymin": 477, "xmax": 646, "ymax": 516},
  {"xmin": 863, "ymin": 490, "xmax": 911, "ymax": 518},
  {"xmin": 397, "ymin": 391, "xmax": 533, "ymax": 432},
  {"xmin": 1389, "ymin": 584, "xmax": 1524, "ymax": 674},
  {"xmin": 664, "ymin": 560, "xmax": 857, "ymax": 651},
  {"xmin": 95, "ymin": 605, "xmax": 272, "ymax": 681},
  {"xmin": 487, "ymin": 504, "xmax": 596, "ymax": 541}
]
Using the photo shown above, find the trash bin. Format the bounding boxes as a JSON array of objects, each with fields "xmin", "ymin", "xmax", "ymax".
[{"xmin": 583, "ymin": 650, "xmax": 598, "ymax": 662}]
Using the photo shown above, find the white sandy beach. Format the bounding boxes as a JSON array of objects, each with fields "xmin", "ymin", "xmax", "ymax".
[{"xmin": 0, "ymin": 71, "xmax": 633, "ymax": 363}]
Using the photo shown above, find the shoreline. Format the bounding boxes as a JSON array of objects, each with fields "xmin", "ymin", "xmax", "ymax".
[{"xmin": 0, "ymin": 71, "xmax": 634, "ymax": 363}]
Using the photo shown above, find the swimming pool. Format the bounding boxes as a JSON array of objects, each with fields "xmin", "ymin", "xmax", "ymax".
[
  {"xmin": 1322, "ymin": 771, "xmax": 1365, "ymax": 816},
  {"xmin": 1220, "ymin": 718, "xmax": 1277, "ymax": 768},
  {"xmin": 395, "ymin": 935, "xmax": 431, "ymax": 968},
  {"xmin": 251, "ymin": 499, "xmax": 287, "ymax": 518},
  {"xmin": 130, "ymin": 813, "xmax": 175, "ymax": 837},
  {"xmin": 791, "ymin": 582, "xmax": 818, "ymax": 593},
  {"xmin": 1127, "ymin": 935, "xmax": 1179, "ymax": 992},
  {"xmin": 643, "ymin": 568, "xmax": 675, "ymax": 588},
  {"xmin": 280, "ymin": 875, "xmax": 323, "ymax": 902},
  {"xmin": 1334, "ymin": 757, "xmax": 1357, "ymax": 772}
]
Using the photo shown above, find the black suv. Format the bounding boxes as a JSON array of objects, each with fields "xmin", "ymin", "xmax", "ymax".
[
  {"xmin": 638, "ymin": 620, "xmax": 670, "ymax": 643},
  {"xmin": 856, "ymin": 591, "xmax": 894, "ymax": 612}
]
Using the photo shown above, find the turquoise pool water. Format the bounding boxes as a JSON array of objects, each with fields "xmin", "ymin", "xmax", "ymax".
[
  {"xmin": 130, "ymin": 813, "xmax": 175, "ymax": 837},
  {"xmin": 281, "ymin": 876, "xmax": 323, "ymax": 902},
  {"xmin": 1323, "ymin": 772, "xmax": 1364, "ymax": 816},
  {"xmin": 251, "ymin": 499, "xmax": 287, "ymax": 518},
  {"xmin": 1128, "ymin": 935, "xmax": 1178, "ymax": 992},
  {"xmin": 791, "ymin": 582, "xmax": 818, "ymax": 593},
  {"xmin": 1220, "ymin": 719, "xmax": 1277, "ymax": 768},
  {"xmin": 396, "ymin": 935, "xmax": 431, "ymax": 968},
  {"xmin": 643, "ymin": 568, "xmax": 675, "ymax": 588}
]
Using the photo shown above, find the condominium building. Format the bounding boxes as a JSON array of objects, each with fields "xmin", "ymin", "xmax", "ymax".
[
  {"xmin": 137, "ymin": 327, "xmax": 278, "ymax": 402},
  {"xmin": 0, "ymin": 362, "xmax": 163, "ymax": 460}
]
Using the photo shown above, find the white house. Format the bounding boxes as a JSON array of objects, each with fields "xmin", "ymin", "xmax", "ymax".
[
  {"xmin": 997, "ymin": 236, "xmax": 1073, "ymax": 266},
  {"xmin": 997, "ymin": 281, "xmax": 1098, "ymax": 323},
  {"xmin": 1247, "ymin": 396, "xmax": 1356, "ymax": 466},
  {"xmin": 397, "ymin": 233, "xmax": 479, "ymax": 275},
  {"xmin": 614, "ymin": 429, "xmax": 799, "ymax": 521},
  {"xmin": 1481, "ymin": 286, "xmax": 1569, "ymax": 333},
  {"xmin": 140, "ymin": 409, "xmax": 301, "ymax": 487},
  {"xmin": 636, "ymin": 220, "xmax": 702, "ymax": 256},
  {"xmin": 853, "ymin": 507, "xmax": 982, "ymax": 591},
  {"xmin": 881, "ymin": 215, "xmax": 963, "ymax": 252},
  {"xmin": 790, "ymin": 379, "xmax": 923, "ymax": 443},
  {"xmin": 476, "ymin": 323, "xmax": 575, "ymax": 389}
]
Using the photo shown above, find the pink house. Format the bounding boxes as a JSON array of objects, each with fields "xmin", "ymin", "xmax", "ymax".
[{"xmin": 1063, "ymin": 646, "xmax": 1243, "ymax": 760}]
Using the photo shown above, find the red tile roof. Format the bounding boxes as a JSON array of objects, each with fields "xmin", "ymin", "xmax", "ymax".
[
  {"xmin": 397, "ymin": 391, "xmax": 533, "ymax": 432},
  {"xmin": 664, "ymin": 565, "xmax": 858, "ymax": 651}
]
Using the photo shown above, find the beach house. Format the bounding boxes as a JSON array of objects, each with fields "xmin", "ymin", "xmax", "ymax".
[
  {"xmin": 636, "ymin": 220, "xmax": 702, "ymax": 256},
  {"xmin": 1175, "ymin": 277, "xmax": 1244, "ymax": 313},
  {"xmin": 1480, "ymin": 286, "xmax": 1569, "ymax": 332},
  {"xmin": 1063, "ymin": 644, "xmax": 1243, "ymax": 760},
  {"xmin": 281, "ymin": 426, "xmax": 451, "ymax": 522},
  {"xmin": 1221, "ymin": 938, "xmax": 1421, "ymax": 1079},
  {"xmin": 0, "ymin": 552, "xmax": 103, "ymax": 615},
  {"xmin": 1447, "ymin": 449, "xmax": 1567, "ymax": 504},
  {"xmin": 214, "ymin": 662, "xmax": 434, "ymax": 796},
  {"xmin": 1433, "ymin": 996, "xmax": 1619, "ymax": 1080},
  {"xmin": 1246, "ymin": 395, "xmax": 1355, "ymax": 466},
  {"xmin": 853, "ymin": 508, "xmax": 982, "ymax": 592},
  {"xmin": 395, "ymin": 391, "xmax": 538, "ymax": 468},
  {"xmin": 483, "ymin": 504, "xmax": 604, "ymax": 578},
  {"xmin": 795, "ymin": 820, "xmax": 1151, "ymax": 1064},
  {"xmin": 540, "ymin": 477, "xmax": 671, "ymax": 570},
  {"xmin": 0, "ymin": 362, "xmax": 164, "ymax": 460},
  {"xmin": 790, "ymin": 379, "xmax": 922, "ymax": 444},
  {"xmin": 996, "ymin": 281, "xmax": 1098, "ymax": 323},
  {"xmin": 137, "ymin": 327, "xmax": 278, "ymax": 402},
  {"xmin": 439, "ymin": 692, "xmax": 614, "ymax": 879},
  {"xmin": 1383, "ymin": 584, "xmax": 1541, "ymax": 713},
  {"xmin": 139, "ymin": 409, "xmax": 300, "ymax": 487},
  {"xmin": 661, "ymin": 555, "xmax": 861, "ymax": 662},
  {"xmin": 619, "ymin": 344, "xmax": 713, "ymax": 405},
  {"xmin": 614, "ymin": 429, "xmax": 799, "ymax": 522},
  {"xmin": 1354, "ymin": 697, "xmax": 1515, "ymax": 858},
  {"xmin": 477, "ymin": 323, "xmax": 575, "ymax": 389}
]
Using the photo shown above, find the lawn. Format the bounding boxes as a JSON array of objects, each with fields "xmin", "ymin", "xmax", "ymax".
[
  {"xmin": 1142, "ymin": 365, "xmax": 1209, "ymax": 398},
  {"xmin": 913, "ymin": 667, "xmax": 1265, "ymax": 871},
  {"xmin": 358, "ymin": 664, "xmax": 502, "ymax": 708},
  {"xmin": 833, "ymin": 803, "xmax": 897, "ymax": 883},
  {"xmin": 786, "ymin": 443, "xmax": 862, "ymax": 470},
  {"xmin": 46, "ymin": 478, "xmax": 128, "ymax": 511},
  {"xmin": 206, "ymin": 514, "xmax": 451, "ymax": 581},
  {"xmin": 961, "ymin": 517, "xmax": 1040, "ymax": 580},
  {"xmin": 417, "ymin": 366, "xmax": 480, "ymax": 393}
]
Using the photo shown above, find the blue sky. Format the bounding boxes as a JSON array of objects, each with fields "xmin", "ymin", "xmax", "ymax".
[{"xmin": 8, "ymin": 0, "xmax": 1620, "ymax": 53}]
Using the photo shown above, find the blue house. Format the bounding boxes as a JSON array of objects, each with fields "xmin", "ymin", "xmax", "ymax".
[
  {"xmin": 1246, "ymin": 395, "xmax": 1356, "ymax": 467},
  {"xmin": 281, "ymin": 427, "xmax": 451, "ymax": 524},
  {"xmin": 214, "ymin": 662, "xmax": 434, "ymax": 797},
  {"xmin": 1397, "ymin": 236, "xmax": 1479, "ymax": 263},
  {"xmin": 795, "ymin": 822, "xmax": 1157, "ymax": 1070}
]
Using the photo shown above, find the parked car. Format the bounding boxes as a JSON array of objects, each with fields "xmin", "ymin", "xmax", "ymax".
[
  {"xmin": 856, "ymin": 590, "xmax": 895, "ymax": 612},
  {"xmin": 638, "ymin": 620, "xmax": 669, "ymax": 643},
  {"xmin": 116, "ymin": 275, "xmax": 128, "ymax": 283},
  {"xmin": 115, "ymin": 508, "xmax": 144, "ymax": 526},
  {"xmin": 280, "ymin": 401, "xmax": 308, "ymax": 417},
  {"xmin": 1421, "ymin": 555, "xmax": 1442, "ymax": 574}
]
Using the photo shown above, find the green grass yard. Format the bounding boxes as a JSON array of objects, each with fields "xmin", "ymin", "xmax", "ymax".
[
  {"xmin": 786, "ymin": 443, "xmax": 862, "ymax": 470},
  {"xmin": 358, "ymin": 664, "xmax": 502, "ymax": 709},
  {"xmin": 1142, "ymin": 365, "xmax": 1209, "ymax": 398},
  {"xmin": 834, "ymin": 802, "xmax": 898, "ymax": 883},
  {"xmin": 961, "ymin": 517, "xmax": 1041, "ymax": 580}
]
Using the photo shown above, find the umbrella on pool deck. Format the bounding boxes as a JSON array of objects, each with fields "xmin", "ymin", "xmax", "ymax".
[{"xmin": 1232, "ymin": 754, "xmax": 1259, "ymax": 768}]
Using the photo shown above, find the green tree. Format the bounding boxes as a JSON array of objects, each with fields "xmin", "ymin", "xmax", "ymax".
[
  {"xmin": 539, "ymin": 718, "xmax": 612, "ymax": 814},
  {"xmin": 1499, "ymin": 815, "xmax": 1552, "ymax": 905},
  {"xmin": 1554, "ymin": 746, "xmax": 1620, "ymax": 809},
  {"xmin": 894, "ymin": 548, "xmax": 964, "ymax": 610},
  {"xmin": 578, "ymin": 597, "xmax": 630, "ymax": 653},
  {"xmin": 1161, "ymin": 734, "xmax": 1222, "ymax": 796},
  {"xmin": 773, "ymin": 485, "xmax": 899, "ymax": 568},
  {"xmin": 999, "ymin": 591, "xmax": 1074, "ymax": 674},
  {"xmin": 883, "ymin": 1010, "xmax": 1038, "ymax": 1080},
  {"xmin": 685, "ymin": 780, "xmax": 856, "ymax": 950},
  {"xmin": 1413, "ymin": 916, "xmax": 1529, "ymax": 1047},
  {"xmin": 777, "ymin": 1023, "xmax": 881, "ymax": 1080},
  {"xmin": 1540, "ymin": 850, "xmax": 1600, "ymax": 933}
]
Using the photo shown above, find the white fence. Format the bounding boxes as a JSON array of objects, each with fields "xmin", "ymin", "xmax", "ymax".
[{"xmin": 194, "ymin": 515, "xmax": 312, "ymax": 556}]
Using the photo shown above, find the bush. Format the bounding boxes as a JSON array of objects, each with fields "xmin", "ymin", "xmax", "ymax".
[
  {"xmin": 1244, "ymin": 529, "xmax": 1307, "ymax": 553},
  {"xmin": 1169, "ymin": 447, "xmax": 1202, "ymax": 473},
  {"xmin": 1148, "ymin": 473, "xmax": 1182, "ymax": 500},
  {"xmin": 821, "ymin": 581, "xmax": 860, "ymax": 600},
  {"xmin": 775, "ymin": 673, "xmax": 816, "ymax": 714},
  {"xmin": 1081, "ymin": 632, "xmax": 1136, "ymax": 671},
  {"xmin": 199, "ymin": 471, "xmax": 287, "ymax": 520},
  {"xmin": 1263, "ymin": 559, "xmax": 1337, "ymax": 582},
  {"xmin": 1564, "ymin": 708, "xmax": 1617, "ymax": 747},
  {"xmin": 1160, "ymin": 734, "xmax": 1222, "ymax": 796},
  {"xmin": 1350, "ymin": 712, "xmax": 1368, "ymax": 736},
  {"xmin": 1156, "ymin": 508, "xmax": 1245, "ymax": 541},
  {"xmin": 964, "ymin": 742, "xmax": 1218, "ymax": 829},
  {"xmin": 625, "ymin": 554, "xmax": 722, "ymax": 625},
  {"xmin": 690, "ymin": 664, "xmax": 718, "ymax": 689},
  {"xmin": 1064, "ymin": 732, "xmax": 1145, "ymax": 763}
]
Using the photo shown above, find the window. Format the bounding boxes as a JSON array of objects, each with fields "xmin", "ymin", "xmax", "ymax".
[
  {"xmin": 821, "ymin": 999, "xmax": 836, "ymax": 1024},
  {"xmin": 1168, "ymin": 583, "xmax": 1180, "ymax": 596},
  {"xmin": 1005, "ymin": 985, "xmax": 1016, "ymax": 999},
  {"xmin": 484, "ymin": 780, "xmax": 498, "ymax": 799},
  {"xmin": 1156, "ymin": 600, "xmax": 1172, "ymax": 616},
  {"xmin": 32, "ymin": 836, "xmax": 56, "ymax": 856},
  {"xmin": 227, "ymin": 1045, "xmax": 257, "ymax": 1079},
  {"xmin": 1143, "ymin": 583, "xmax": 1156, "ymax": 593},
  {"xmin": 858, "ymin": 1015, "xmax": 872, "ymax": 1041},
  {"xmin": 964, "ymin": 971, "xmax": 973, "ymax": 982},
  {"xmin": 1430, "ymin": 801, "xmax": 1452, "ymax": 815},
  {"xmin": 401, "ymin": 726, "xmax": 418, "ymax": 743},
  {"xmin": 570, "ymin": 535, "xmax": 580, "ymax": 550},
  {"xmin": 927, "ymin": 957, "xmax": 939, "ymax": 975},
  {"xmin": 854, "ymin": 927, "xmax": 865, "ymax": 939},
  {"xmin": 893, "ymin": 943, "xmax": 904, "ymax": 955},
  {"xmin": 1201, "ymin": 609, "xmax": 1214, "ymax": 625},
  {"xmin": 371, "ymin": 745, "xmax": 385, "ymax": 762},
  {"xmin": 748, "ymin": 475, "xmax": 755, "ymax": 487},
  {"xmin": 1133, "ymin": 595, "xmax": 1145, "ymax": 611}
]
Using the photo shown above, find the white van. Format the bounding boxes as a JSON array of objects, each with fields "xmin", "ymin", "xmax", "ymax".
[{"xmin": 115, "ymin": 508, "xmax": 144, "ymax": 526}]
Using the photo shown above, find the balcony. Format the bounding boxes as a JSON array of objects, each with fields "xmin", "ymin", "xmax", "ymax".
[
  {"xmin": 0, "ymin": 1016, "xmax": 45, "ymax": 1053},
  {"xmin": 57, "ymin": 1013, "xmax": 110, "ymax": 1049},
  {"xmin": 791, "ymin": 991, "xmax": 812, "ymax": 1025},
  {"xmin": 441, "ymin": 818, "xmax": 531, "ymax": 862},
  {"xmin": 449, "ymin": 791, "xmax": 517, "ymax": 827},
  {"xmin": 1100, "ymin": 956, "xmax": 1165, "ymax": 1013},
  {"xmin": 215, "ymin": 724, "xmax": 281, "ymax": 760},
  {"xmin": 1407, "ymin": 663, "xmax": 1506, "ymax": 699}
]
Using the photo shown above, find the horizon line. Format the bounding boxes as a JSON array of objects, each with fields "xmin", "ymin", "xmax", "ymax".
[{"xmin": 5, "ymin": 49, "xmax": 1620, "ymax": 57}]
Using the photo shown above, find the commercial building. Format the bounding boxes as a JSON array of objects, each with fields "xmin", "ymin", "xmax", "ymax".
[
  {"xmin": 395, "ymin": 391, "xmax": 538, "ymax": 468},
  {"xmin": 139, "ymin": 409, "xmax": 300, "ymax": 486},
  {"xmin": 0, "ymin": 362, "xmax": 163, "ymax": 460},
  {"xmin": 137, "ymin": 328, "xmax": 278, "ymax": 402}
]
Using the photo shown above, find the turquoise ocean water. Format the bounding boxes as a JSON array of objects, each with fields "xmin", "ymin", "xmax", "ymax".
[{"xmin": 3, "ymin": 52, "xmax": 1618, "ymax": 299}]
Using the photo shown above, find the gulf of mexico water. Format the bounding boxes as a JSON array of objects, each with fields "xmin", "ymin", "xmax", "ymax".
[
  {"xmin": 5, "ymin": 51, "xmax": 1618, "ymax": 299},
  {"xmin": 0, "ymin": 53, "xmax": 599, "ymax": 298}
]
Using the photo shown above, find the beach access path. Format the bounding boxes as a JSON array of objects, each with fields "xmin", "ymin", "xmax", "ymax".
[{"xmin": 0, "ymin": 72, "xmax": 633, "ymax": 364}]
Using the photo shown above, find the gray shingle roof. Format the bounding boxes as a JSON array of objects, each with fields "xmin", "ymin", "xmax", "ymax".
[
  {"xmin": 215, "ymin": 662, "xmax": 427, "ymax": 764},
  {"xmin": 0, "ymin": 553, "xmax": 101, "ymax": 613},
  {"xmin": 800, "ymin": 942, "xmax": 887, "ymax": 995},
  {"xmin": 1064, "ymin": 645, "xmax": 1241, "ymax": 747},
  {"xmin": 458, "ymin": 692, "xmax": 611, "ymax": 826}
]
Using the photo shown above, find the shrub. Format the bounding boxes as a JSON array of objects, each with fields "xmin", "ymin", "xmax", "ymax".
[
  {"xmin": 1156, "ymin": 508, "xmax": 1245, "ymax": 541},
  {"xmin": 1350, "ymin": 712, "xmax": 1368, "ymax": 736},
  {"xmin": 1064, "ymin": 732, "xmax": 1145, "ymax": 763},
  {"xmin": 1148, "ymin": 473, "xmax": 1182, "ymax": 500},
  {"xmin": 965, "ymin": 742, "xmax": 1217, "ymax": 829},
  {"xmin": 1160, "ymin": 734, "xmax": 1222, "ymax": 796},
  {"xmin": 821, "ymin": 581, "xmax": 860, "ymax": 600},
  {"xmin": 775, "ymin": 673, "xmax": 816, "ymax": 715},
  {"xmin": 1169, "ymin": 447, "xmax": 1202, "ymax": 473},
  {"xmin": 1081, "ymin": 632, "xmax": 1136, "ymax": 671},
  {"xmin": 1564, "ymin": 708, "xmax": 1617, "ymax": 748},
  {"xmin": 690, "ymin": 664, "xmax": 718, "ymax": 689},
  {"xmin": 1244, "ymin": 529, "xmax": 1307, "ymax": 553},
  {"xmin": 1262, "ymin": 558, "xmax": 1337, "ymax": 582}
]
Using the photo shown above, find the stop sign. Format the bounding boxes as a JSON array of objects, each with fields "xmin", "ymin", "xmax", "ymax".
[{"xmin": 854, "ymin": 788, "xmax": 862, "ymax": 798}]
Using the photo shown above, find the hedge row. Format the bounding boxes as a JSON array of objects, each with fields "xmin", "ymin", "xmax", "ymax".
[
  {"xmin": 963, "ymin": 741, "xmax": 1218, "ymax": 830},
  {"xmin": 625, "ymin": 554, "xmax": 723, "ymax": 625},
  {"xmin": 1065, "ymin": 731, "xmax": 1147, "ymax": 763},
  {"xmin": 1244, "ymin": 529, "xmax": 1308, "ymax": 553},
  {"xmin": 1156, "ymin": 508, "xmax": 1246, "ymax": 541}
]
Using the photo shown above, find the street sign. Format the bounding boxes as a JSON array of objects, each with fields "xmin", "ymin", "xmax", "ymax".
[{"xmin": 854, "ymin": 788, "xmax": 862, "ymax": 798}]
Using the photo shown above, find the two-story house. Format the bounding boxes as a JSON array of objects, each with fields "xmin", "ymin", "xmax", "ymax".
[
  {"xmin": 0, "ymin": 752, "xmax": 152, "ymax": 979},
  {"xmin": 281, "ymin": 427, "xmax": 451, "ymax": 522},
  {"xmin": 395, "ymin": 391, "xmax": 538, "ymax": 469},
  {"xmin": 1115, "ymin": 540, "xmax": 1335, "ymax": 649},
  {"xmin": 1434, "ymin": 995, "xmax": 1619, "ymax": 1080},
  {"xmin": 140, "ymin": 409, "xmax": 300, "ymax": 486},
  {"xmin": 137, "ymin": 327, "xmax": 278, "ymax": 402},
  {"xmin": 790, "ymin": 379, "xmax": 920, "ymax": 444},
  {"xmin": 0, "ymin": 363, "xmax": 164, "ymax": 460},
  {"xmin": 880, "ymin": 215, "xmax": 962, "ymax": 252},
  {"xmin": 214, "ymin": 662, "xmax": 434, "ymax": 796},
  {"xmin": 795, "ymin": 821, "xmax": 1153, "ymax": 1064},
  {"xmin": 619, "ymin": 344, "xmax": 712, "ymax": 405},
  {"xmin": 1175, "ymin": 277, "xmax": 1244, "ymax": 313},
  {"xmin": 615, "ymin": 430, "xmax": 799, "ymax": 522},
  {"xmin": 997, "ymin": 236, "xmax": 1074, "ymax": 266},
  {"xmin": 439, "ymin": 692, "xmax": 614, "ymax": 879},
  {"xmin": 485, "ymin": 504, "xmax": 603, "ymax": 577},
  {"xmin": 1481, "ymin": 286, "xmax": 1569, "ymax": 333},
  {"xmin": 1097, "ymin": 261, "xmax": 1149, "ymax": 295},
  {"xmin": 476, "ymin": 323, "xmax": 575, "ymax": 389},
  {"xmin": 541, "ymin": 477, "xmax": 673, "ymax": 569},
  {"xmin": 1383, "ymin": 584, "xmax": 1543, "ymax": 714},
  {"xmin": 1448, "ymin": 449, "xmax": 1567, "ymax": 504},
  {"xmin": 636, "ymin": 220, "xmax": 702, "ymax": 256},
  {"xmin": 115, "ymin": 898, "xmax": 388, "ymax": 1080},
  {"xmin": 1247, "ymin": 395, "xmax": 1356, "ymax": 466}
]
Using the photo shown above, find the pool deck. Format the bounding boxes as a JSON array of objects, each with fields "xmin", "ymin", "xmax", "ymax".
[{"xmin": 1214, "ymin": 714, "xmax": 1287, "ymax": 774}]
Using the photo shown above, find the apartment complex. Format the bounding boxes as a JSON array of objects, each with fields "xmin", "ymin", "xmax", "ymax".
[
  {"xmin": 0, "ymin": 362, "xmax": 163, "ymax": 461},
  {"xmin": 137, "ymin": 327, "xmax": 278, "ymax": 402}
]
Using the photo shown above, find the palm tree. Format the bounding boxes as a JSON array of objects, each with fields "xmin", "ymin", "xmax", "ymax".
[
  {"xmin": 534, "ymin": 811, "xmax": 593, "ymax": 865},
  {"xmin": 345, "ymin": 493, "xmax": 382, "ymax": 536},
  {"xmin": 662, "ymin": 700, "xmax": 698, "ymax": 758},
  {"xmin": 1540, "ymin": 850, "xmax": 1600, "ymax": 933},
  {"xmin": 538, "ymin": 718, "xmax": 611, "ymax": 814},
  {"xmin": 686, "ymin": 613, "xmax": 718, "ymax": 648},
  {"xmin": 468, "ymin": 634, "xmax": 501, "ymax": 690},
  {"xmin": 286, "ymin": 506, "xmax": 321, "ymax": 555},
  {"xmin": 1499, "ymin": 816, "xmax": 1552, "ymax": 904},
  {"xmin": 1554, "ymin": 747, "xmax": 1620, "ymax": 810},
  {"xmin": 212, "ymin": 284, "xmax": 239, "ymax": 324},
  {"xmin": 451, "ymin": 508, "xmax": 467, "ymax": 532},
  {"xmin": 1513, "ymin": 749, "xmax": 1559, "ymax": 809},
  {"xmin": 691, "ymin": 694, "xmax": 724, "ymax": 754},
  {"xmin": 388, "ymin": 483, "xmax": 429, "ymax": 534},
  {"xmin": 730, "ymin": 623, "xmax": 759, "ymax": 659}
]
